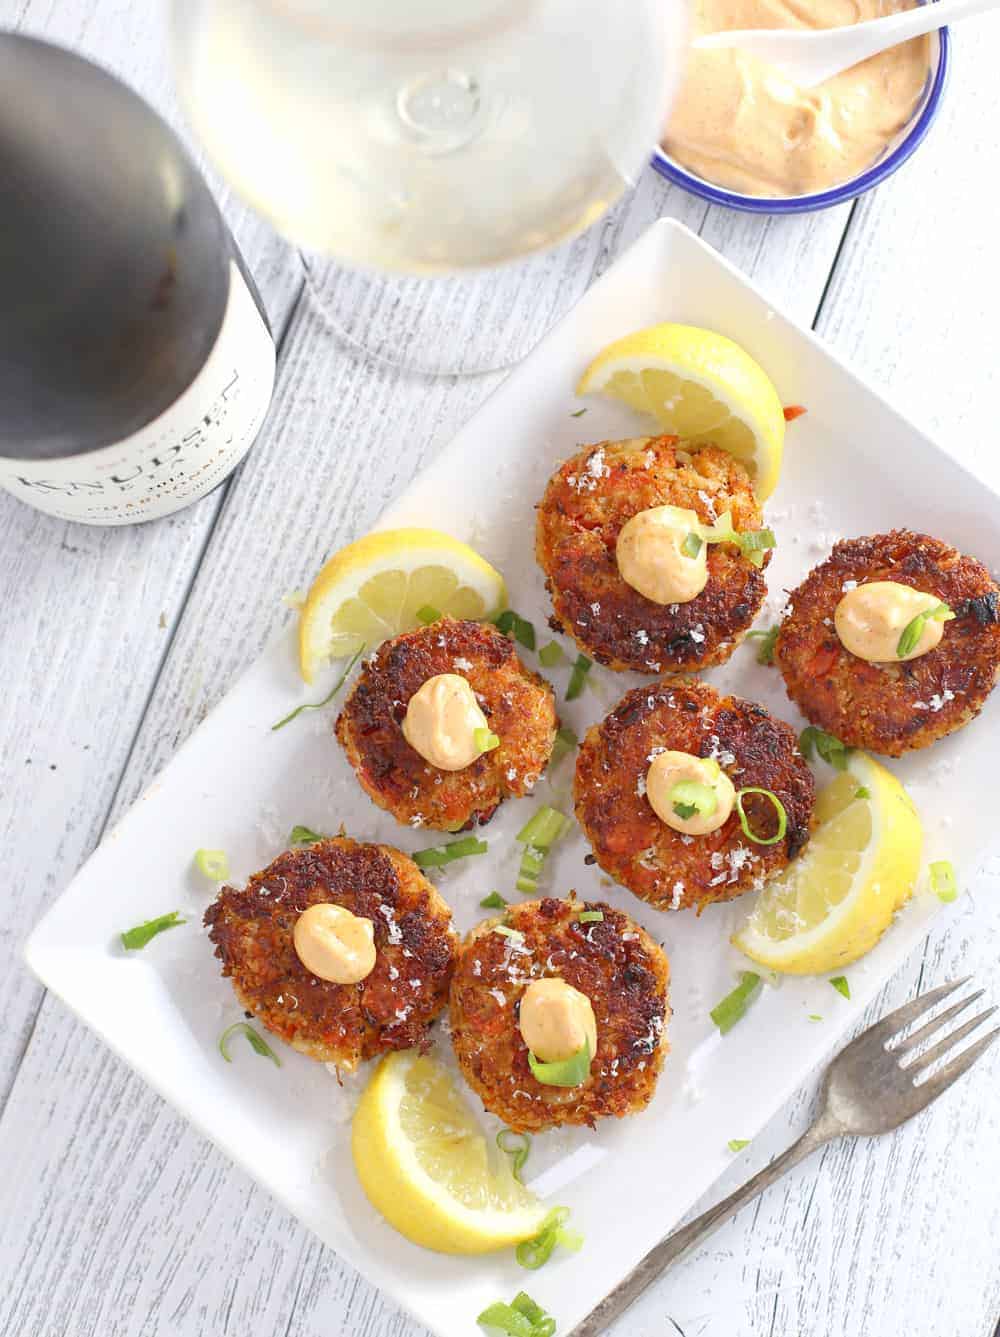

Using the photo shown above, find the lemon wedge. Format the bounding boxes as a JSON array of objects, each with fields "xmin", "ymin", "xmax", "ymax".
[
  {"xmin": 732, "ymin": 752, "xmax": 923, "ymax": 974},
  {"xmin": 351, "ymin": 1051, "xmax": 548, "ymax": 1254},
  {"xmin": 298, "ymin": 528, "xmax": 507, "ymax": 682},
  {"xmin": 576, "ymin": 323, "xmax": 785, "ymax": 500}
]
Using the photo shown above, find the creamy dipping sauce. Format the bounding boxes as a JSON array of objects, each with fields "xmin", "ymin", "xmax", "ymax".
[
  {"xmin": 835, "ymin": 580, "xmax": 948, "ymax": 662},
  {"xmin": 402, "ymin": 672, "xmax": 490, "ymax": 771},
  {"xmin": 519, "ymin": 977, "xmax": 598, "ymax": 1064},
  {"xmin": 663, "ymin": 0, "xmax": 931, "ymax": 198},
  {"xmin": 616, "ymin": 504, "xmax": 708, "ymax": 605},
  {"xmin": 293, "ymin": 903, "xmax": 377, "ymax": 984},
  {"xmin": 646, "ymin": 750, "xmax": 736, "ymax": 836}
]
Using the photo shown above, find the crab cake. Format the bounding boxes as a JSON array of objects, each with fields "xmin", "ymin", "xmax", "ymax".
[
  {"xmin": 204, "ymin": 838, "xmax": 457, "ymax": 1070},
  {"xmin": 449, "ymin": 897, "xmax": 670, "ymax": 1133},
  {"xmin": 775, "ymin": 531, "xmax": 1000, "ymax": 757},
  {"xmin": 574, "ymin": 678, "xmax": 815, "ymax": 912},
  {"xmin": 535, "ymin": 436, "xmax": 770, "ymax": 673},
  {"xmin": 336, "ymin": 617, "xmax": 557, "ymax": 831}
]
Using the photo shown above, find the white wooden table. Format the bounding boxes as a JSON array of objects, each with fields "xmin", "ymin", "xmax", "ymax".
[{"xmin": 2, "ymin": 5, "xmax": 999, "ymax": 1336}]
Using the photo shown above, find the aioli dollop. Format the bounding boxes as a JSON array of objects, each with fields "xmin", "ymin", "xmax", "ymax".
[
  {"xmin": 293, "ymin": 903, "xmax": 377, "ymax": 984},
  {"xmin": 835, "ymin": 581, "xmax": 946, "ymax": 663},
  {"xmin": 663, "ymin": 0, "xmax": 931, "ymax": 199},
  {"xmin": 616, "ymin": 505, "xmax": 708, "ymax": 605},
  {"xmin": 646, "ymin": 750, "xmax": 736, "ymax": 836},
  {"xmin": 519, "ymin": 977, "xmax": 598, "ymax": 1064},
  {"xmin": 402, "ymin": 672, "xmax": 490, "ymax": 771}
]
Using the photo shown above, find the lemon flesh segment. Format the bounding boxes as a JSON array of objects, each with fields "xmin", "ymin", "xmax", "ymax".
[
  {"xmin": 351, "ymin": 1052, "xmax": 548, "ymax": 1254},
  {"xmin": 298, "ymin": 528, "xmax": 507, "ymax": 682},
  {"xmin": 576, "ymin": 323, "xmax": 785, "ymax": 501},
  {"xmin": 732, "ymin": 753, "xmax": 923, "ymax": 975}
]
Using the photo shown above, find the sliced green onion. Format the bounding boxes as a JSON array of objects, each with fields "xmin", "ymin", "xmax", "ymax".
[
  {"xmin": 682, "ymin": 532, "xmax": 703, "ymax": 558},
  {"xmin": 578, "ymin": 910, "xmax": 604, "ymax": 923},
  {"xmin": 565, "ymin": 653, "xmax": 592, "ymax": 701},
  {"xmin": 412, "ymin": 836, "xmax": 488, "ymax": 869},
  {"xmin": 538, "ymin": 641, "xmax": 567, "ymax": 668},
  {"xmin": 930, "ymin": 859, "xmax": 958, "ymax": 902},
  {"xmin": 698, "ymin": 511, "xmax": 776, "ymax": 568},
  {"xmin": 512, "ymin": 1292, "xmax": 557, "ymax": 1326},
  {"xmin": 218, "ymin": 1021, "xmax": 281, "ymax": 1067},
  {"xmin": 194, "ymin": 848, "xmax": 230, "ymax": 881},
  {"xmin": 476, "ymin": 1301, "xmax": 536, "ymax": 1337},
  {"xmin": 415, "ymin": 604, "xmax": 440, "ymax": 625},
  {"xmin": 711, "ymin": 972, "xmax": 762, "ymax": 1034},
  {"xmin": 746, "ymin": 625, "xmax": 780, "ymax": 665},
  {"xmin": 570, "ymin": 407, "xmax": 587, "ymax": 417},
  {"xmin": 735, "ymin": 788, "xmax": 787, "ymax": 846},
  {"xmin": 528, "ymin": 1038, "xmax": 591, "ymax": 1088},
  {"xmin": 515, "ymin": 1207, "xmax": 582, "ymax": 1272},
  {"xmin": 271, "ymin": 643, "xmax": 365, "ymax": 731},
  {"xmin": 515, "ymin": 806, "xmax": 571, "ymax": 895},
  {"xmin": 120, "ymin": 911, "xmax": 187, "ymax": 952},
  {"xmin": 475, "ymin": 727, "xmax": 501, "ymax": 754},
  {"xmin": 854, "ymin": 787, "xmax": 871, "ymax": 801},
  {"xmin": 670, "ymin": 780, "xmax": 718, "ymax": 821},
  {"xmin": 496, "ymin": 1129, "xmax": 532, "ymax": 1184},
  {"xmin": 289, "ymin": 825, "xmax": 326, "ymax": 846},
  {"xmin": 549, "ymin": 725, "xmax": 578, "ymax": 769},
  {"xmin": 799, "ymin": 725, "xmax": 852, "ymax": 771},
  {"xmin": 727, "ymin": 1139, "xmax": 750, "ymax": 1152},
  {"xmin": 494, "ymin": 609, "xmax": 536, "ymax": 651},
  {"xmin": 897, "ymin": 601, "xmax": 954, "ymax": 659},
  {"xmin": 493, "ymin": 924, "xmax": 524, "ymax": 941},
  {"xmin": 829, "ymin": 975, "xmax": 851, "ymax": 1000},
  {"xmin": 808, "ymin": 1014, "xmax": 823, "ymax": 1022},
  {"xmin": 481, "ymin": 891, "xmax": 508, "ymax": 910}
]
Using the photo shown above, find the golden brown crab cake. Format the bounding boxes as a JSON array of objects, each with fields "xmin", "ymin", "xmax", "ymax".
[
  {"xmin": 204, "ymin": 838, "xmax": 457, "ymax": 1070},
  {"xmin": 775, "ymin": 531, "xmax": 1000, "ymax": 757},
  {"xmin": 449, "ymin": 897, "xmax": 670, "ymax": 1133},
  {"xmin": 535, "ymin": 436, "xmax": 769, "ymax": 673},
  {"xmin": 335, "ymin": 618, "xmax": 558, "ymax": 831},
  {"xmin": 574, "ymin": 678, "xmax": 815, "ymax": 912}
]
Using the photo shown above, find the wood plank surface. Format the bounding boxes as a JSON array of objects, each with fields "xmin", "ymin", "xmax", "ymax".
[{"xmin": 2, "ymin": 4, "xmax": 998, "ymax": 1337}]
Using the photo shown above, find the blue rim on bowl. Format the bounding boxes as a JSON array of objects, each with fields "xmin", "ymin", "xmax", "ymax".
[{"xmin": 651, "ymin": 24, "xmax": 950, "ymax": 215}]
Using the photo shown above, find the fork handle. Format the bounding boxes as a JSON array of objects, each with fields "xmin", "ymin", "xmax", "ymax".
[{"xmin": 565, "ymin": 1115, "xmax": 838, "ymax": 1337}]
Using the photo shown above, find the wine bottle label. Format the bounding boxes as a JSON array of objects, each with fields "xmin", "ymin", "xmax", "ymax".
[{"xmin": 0, "ymin": 261, "xmax": 276, "ymax": 525}]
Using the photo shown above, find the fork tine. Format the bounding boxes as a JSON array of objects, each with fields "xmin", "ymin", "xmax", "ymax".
[
  {"xmin": 905, "ymin": 1007, "xmax": 998, "ymax": 1076},
  {"xmin": 912, "ymin": 1026, "xmax": 1000, "ymax": 1107},
  {"xmin": 891, "ymin": 990, "xmax": 985, "ymax": 1055},
  {"xmin": 865, "ymin": 976, "xmax": 973, "ymax": 1046}
]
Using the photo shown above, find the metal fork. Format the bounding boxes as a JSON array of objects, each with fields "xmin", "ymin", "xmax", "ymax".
[{"xmin": 569, "ymin": 978, "xmax": 999, "ymax": 1337}]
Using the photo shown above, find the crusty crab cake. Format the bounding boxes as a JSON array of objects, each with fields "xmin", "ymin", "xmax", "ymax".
[
  {"xmin": 574, "ymin": 677, "xmax": 815, "ymax": 912},
  {"xmin": 775, "ymin": 531, "xmax": 1000, "ymax": 757},
  {"xmin": 204, "ymin": 838, "xmax": 457, "ymax": 1070},
  {"xmin": 535, "ymin": 436, "xmax": 770, "ymax": 673},
  {"xmin": 335, "ymin": 618, "xmax": 558, "ymax": 831},
  {"xmin": 449, "ymin": 897, "xmax": 670, "ymax": 1133}
]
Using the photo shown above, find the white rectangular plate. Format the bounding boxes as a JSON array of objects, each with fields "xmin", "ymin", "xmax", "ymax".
[{"xmin": 26, "ymin": 219, "xmax": 1000, "ymax": 1337}]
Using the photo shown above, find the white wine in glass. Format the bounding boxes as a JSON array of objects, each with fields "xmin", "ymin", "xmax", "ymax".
[{"xmin": 172, "ymin": 0, "xmax": 684, "ymax": 372}]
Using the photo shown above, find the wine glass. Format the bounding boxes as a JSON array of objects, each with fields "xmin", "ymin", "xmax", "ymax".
[{"xmin": 171, "ymin": 0, "xmax": 685, "ymax": 375}]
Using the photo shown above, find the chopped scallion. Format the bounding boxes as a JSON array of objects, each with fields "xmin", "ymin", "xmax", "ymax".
[
  {"xmin": 854, "ymin": 787, "xmax": 871, "ymax": 801},
  {"xmin": 565, "ymin": 653, "xmax": 592, "ymax": 701},
  {"xmin": 496, "ymin": 1129, "xmax": 531, "ymax": 1183},
  {"xmin": 289, "ymin": 825, "xmax": 326, "ymax": 846},
  {"xmin": 475, "ymin": 727, "xmax": 501, "ymax": 754},
  {"xmin": 493, "ymin": 925, "xmax": 525, "ymax": 942},
  {"xmin": 711, "ymin": 972, "xmax": 762, "ymax": 1034},
  {"xmin": 727, "ymin": 1139, "xmax": 750, "ymax": 1152},
  {"xmin": 570, "ymin": 407, "xmax": 587, "ymax": 417},
  {"xmin": 799, "ymin": 725, "xmax": 852, "ymax": 771},
  {"xmin": 478, "ymin": 1292, "xmax": 556, "ymax": 1337},
  {"xmin": 528, "ymin": 1039, "xmax": 591, "ymax": 1089},
  {"xmin": 515, "ymin": 1207, "xmax": 582, "ymax": 1271},
  {"xmin": 120, "ymin": 911, "xmax": 187, "ymax": 952},
  {"xmin": 494, "ymin": 609, "xmax": 536, "ymax": 651},
  {"xmin": 218, "ymin": 1021, "xmax": 281, "ymax": 1067},
  {"xmin": 897, "ymin": 601, "xmax": 954, "ymax": 659},
  {"xmin": 538, "ymin": 641, "xmax": 567, "ymax": 668},
  {"xmin": 415, "ymin": 604, "xmax": 440, "ymax": 625},
  {"xmin": 682, "ymin": 532, "xmax": 703, "ymax": 558},
  {"xmin": 515, "ymin": 806, "xmax": 571, "ymax": 895},
  {"xmin": 735, "ymin": 788, "xmax": 788, "ymax": 846},
  {"xmin": 578, "ymin": 910, "xmax": 604, "ymax": 923},
  {"xmin": 481, "ymin": 891, "xmax": 508, "ymax": 910},
  {"xmin": 412, "ymin": 836, "xmax": 488, "ymax": 869},
  {"xmin": 670, "ymin": 780, "xmax": 717, "ymax": 821},
  {"xmin": 746, "ymin": 625, "xmax": 780, "ymax": 665},
  {"xmin": 549, "ymin": 726, "xmax": 578, "ymax": 768},
  {"xmin": 808, "ymin": 1014, "xmax": 823, "ymax": 1022},
  {"xmin": 829, "ymin": 975, "xmax": 851, "ymax": 1000},
  {"xmin": 194, "ymin": 848, "xmax": 230, "ymax": 881},
  {"xmin": 930, "ymin": 859, "xmax": 958, "ymax": 902},
  {"xmin": 271, "ymin": 644, "xmax": 365, "ymax": 731}
]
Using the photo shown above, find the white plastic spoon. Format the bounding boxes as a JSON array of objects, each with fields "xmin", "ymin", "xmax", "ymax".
[{"xmin": 694, "ymin": 0, "xmax": 1000, "ymax": 88}]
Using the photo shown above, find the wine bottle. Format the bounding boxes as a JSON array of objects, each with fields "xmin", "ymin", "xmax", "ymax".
[{"xmin": 0, "ymin": 34, "xmax": 276, "ymax": 525}]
